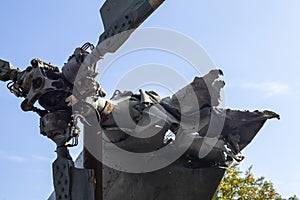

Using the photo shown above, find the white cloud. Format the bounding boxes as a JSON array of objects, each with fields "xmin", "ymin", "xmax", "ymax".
[
  {"xmin": 242, "ymin": 82, "xmax": 289, "ymax": 97},
  {"xmin": 6, "ymin": 155, "xmax": 27, "ymax": 162},
  {"xmin": 0, "ymin": 150, "xmax": 53, "ymax": 163},
  {"xmin": 0, "ymin": 150, "xmax": 27, "ymax": 163},
  {"xmin": 31, "ymin": 155, "xmax": 51, "ymax": 162}
]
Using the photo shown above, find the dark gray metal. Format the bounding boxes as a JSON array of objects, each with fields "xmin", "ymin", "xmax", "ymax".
[
  {"xmin": 0, "ymin": 0, "xmax": 280, "ymax": 200},
  {"xmin": 52, "ymin": 147, "xmax": 74, "ymax": 200},
  {"xmin": 103, "ymin": 163, "xmax": 226, "ymax": 200},
  {"xmin": 83, "ymin": 114, "xmax": 104, "ymax": 200},
  {"xmin": 0, "ymin": 59, "xmax": 19, "ymax": 82},
  {"xmin": 99, "ymin": 0, "xmax": 164, "ymax": 51},
  {"xmin": 70, "ymin": 168, "xmax": 95, "ymax": 200},
  {"xmin": 95, "ymin": 70, "xmax": 278, "ymax": 200},
  {"xmin": 42, "ymin": 110, "xmax": 94, "ymax": 200},
  {"xmin": 1, "ymin": 1, "xmax": 166, "ymax": 198},
  {"xmin": 52, "ymin": 147, "xmax": 95, "ymax": 200}
]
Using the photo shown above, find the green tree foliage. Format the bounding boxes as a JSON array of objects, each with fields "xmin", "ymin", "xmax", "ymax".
[{"xmin": 212, "ymin": 166, "xmax": 298, "ymax": 200}]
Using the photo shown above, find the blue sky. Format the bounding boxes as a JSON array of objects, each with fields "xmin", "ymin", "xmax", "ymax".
[{"xmin": 0, "ymin": 0, "xmax": 299, "ymax": 199}]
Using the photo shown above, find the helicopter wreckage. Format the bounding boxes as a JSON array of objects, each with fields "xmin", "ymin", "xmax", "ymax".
[{"xmin": 0, "ymin": 0, "xmax": 279, "ymax": 199}]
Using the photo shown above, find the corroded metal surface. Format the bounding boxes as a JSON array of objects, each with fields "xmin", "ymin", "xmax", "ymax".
[{"xmin": 0, "ymin": 0, "xmax": 279, "ymax": 199}]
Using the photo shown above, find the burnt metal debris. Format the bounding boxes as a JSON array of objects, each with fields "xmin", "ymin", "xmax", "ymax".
[{"xmin": 0, "ymin": 0, "xmax": 279, "ymax": 199}]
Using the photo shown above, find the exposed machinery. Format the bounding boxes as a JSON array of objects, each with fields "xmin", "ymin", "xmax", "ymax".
[{"xmin": 0, "ymin": 0, "xmax": 279, "ymax": 199}]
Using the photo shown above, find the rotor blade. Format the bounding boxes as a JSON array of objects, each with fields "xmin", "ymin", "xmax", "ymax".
[{"xmin": 97, "ymin": 0, "xmax": 165, "ymax": 54}]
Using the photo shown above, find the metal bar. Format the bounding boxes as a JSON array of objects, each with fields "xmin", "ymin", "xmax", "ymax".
[{"xmin": 84, "ymin": 122, "xmax": 103, "ymax": 200}]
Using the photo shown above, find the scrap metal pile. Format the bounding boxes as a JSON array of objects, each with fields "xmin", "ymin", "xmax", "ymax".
[{"xmin": 0, "ymin": 0, "xmax": 279, "ymax": 199}]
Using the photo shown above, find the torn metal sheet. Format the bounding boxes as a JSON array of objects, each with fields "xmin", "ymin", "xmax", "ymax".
[
  {"xmin": 91, "ymin": 70, "xmax": 279, "ymax": 200},
  {"xmin": 99, "ymin": 70, "xmax": 279, "ymax": 167},
  {"xmin": 1, "ymin": 0, "xmax": 279, "ymax": 197}
]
